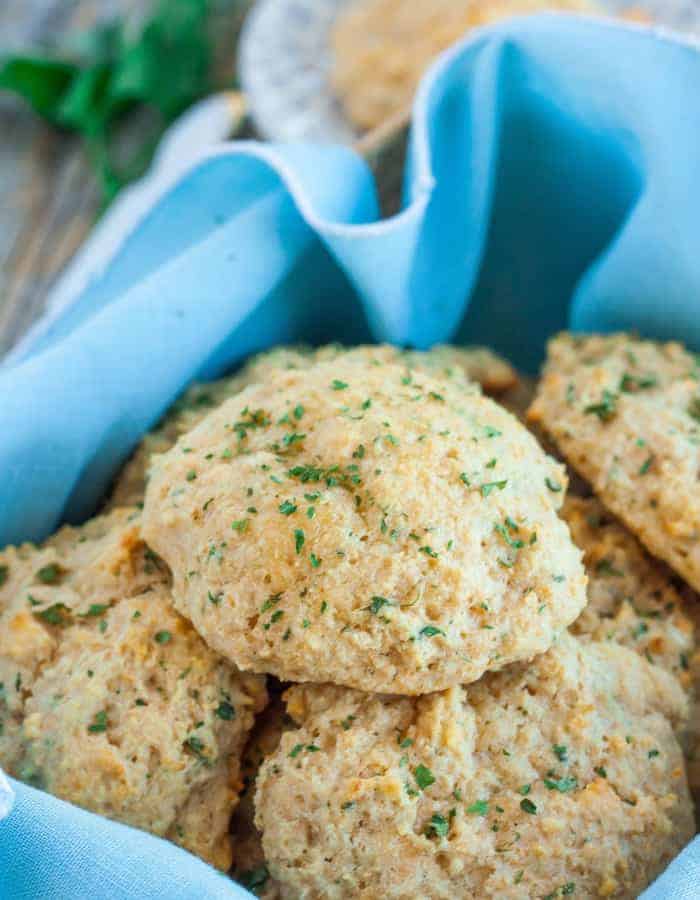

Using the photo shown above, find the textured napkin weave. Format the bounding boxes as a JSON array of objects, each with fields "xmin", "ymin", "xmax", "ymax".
[{"xmin": 0, "ymin": 14, "xmax": 699, "ymax": 899}]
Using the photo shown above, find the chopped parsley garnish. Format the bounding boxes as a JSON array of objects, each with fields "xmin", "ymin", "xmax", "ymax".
[
  {"xmin": 620, "ymin": 373, "xmax": 657, "ymax": 392},
  {"xmin": 310, "ymin": 553, "xmax": 321, "ymax": 568},
  {"xmin": 294, "ymin": 529, "xmax": 305, "ymax": 554},
  {"xmin": 466, "ymin": 800, "xmax": 489, "ymax": 816},
  {"xmin": 480, "ymin": 480, "xmax": 507, "ymax": 497},
  {"xmin": 419, "ymin": 545, "xmax": 438, "ymax": 558},
  {"xmin": 87, "ymin": 710, "xmax": 108, "ymax": 734},
  {"xmin": 425, "ymin": 813, "xmax": 449, "ymax": 838},
  {"xmin": 185, "ymin": 470, "xmax": 197, "ymax": 481},
  {"xmin": 289, "ymin": 743, "xmax": 304, "ymax": 758},
  {"xmin": 367, "ymin": 596, "xmax": 393, "ymax": 615},
  {"xmin": 184, "ymin": 735, "xmax": 208, "ymax": 762},
  {"xmin": 331, "ymin": 379, "xmax": 348, "ymax": 391},
  {"xmin": 279, "ymin": 500, "xmax": 297, "ymax": 516},
  {"xmin": 544, "ymin": 775, "xmax": 578, "ymax": 793},
  {"xmin": 648, "ymin": 748, "xmax": 660, "ymax": 759},
  {"xmin": 519, "ymin": 798, "xmax": 537, "ymax": 814},
  {"xmin": 81, "ymin": 604, "xmax": 110, "ymax": 618},
  {"xmin": 419, "ymin": 625, "xmax": 445, "ymax": 638},
  {"xmin": 293, "ymin": 405, "xmax": 304, "ymax": 420},
  {"xmin": 494, "ymin": 521, "xmax": 524, "ymax": 550},
  {"xmin": 282, "ymin": 432, "xmax": 306, "ymax": 447},
  {"xmin": 154, "ymin": 630, "xmax": 172, "ymax": 644},
  {"xmin": 638, "ymin": 454, "xmax": 654, "ymax": 475},
  {"xmin": 215, "ymin": 701, "xmax": 235, "ymax": 721},
  {"xmin": 208, "ymin": 591, "xmax": 223, "ymax": 605},
  {"xmin": 594, "ymin": 766, "xmax": 607, "ymax": 779},
  {"xmin": 584, "ymin": 390, "xmax": 618, "ymax": 422},
  {"xmin": 413, "ymin": 764, "xmax": 436, "ymax": 790},
  {"xmin": 36, "ymin": 563, "xmax": 62, "ymax": 584},
  {"xmin": 552, "ymin": 744, "xmax": 568, "ymax": 762},
  {"xmin": 231, "ymin": 519, "xmax": 249, "ymax": 532},
  {"xmin": 35, "ymin": 603, "xmax": 71, "ymax": 627}
]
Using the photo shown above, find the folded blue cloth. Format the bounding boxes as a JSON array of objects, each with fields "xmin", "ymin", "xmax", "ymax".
[{"xmin": 0, "ymin": 13, "xmax": 699, "ymax": 899}]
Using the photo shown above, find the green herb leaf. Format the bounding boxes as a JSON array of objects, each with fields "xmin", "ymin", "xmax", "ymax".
[
  {"xmin": 413, "ymin": 764, "xmax": 436, "ymax": 790},
  {"xmin": 87, "ymin": 710, "xmax": 108, "ymax": 734}
]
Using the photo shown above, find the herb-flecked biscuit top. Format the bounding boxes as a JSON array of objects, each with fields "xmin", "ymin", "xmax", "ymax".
[
  {"xmin": 529, "ymin": 332, "xmax": 700, "ymax": 592},
  {"xmin": 254, "ymin": 634, "xmax": 693, "ymax": 900},
  {"xmin": 0, "ymin": 508, "xmax": 267, "ymax": 869},
  {"xmin": 108, "ymin": 343, "xmax": 518, "ymax": 509},
  {"xmin": 142, "ymin": 354, "xmax": 586, "ymax": 694},
  {"xmin": 562, "ymin": 496, "xmax": 696, "ymax": 693}
]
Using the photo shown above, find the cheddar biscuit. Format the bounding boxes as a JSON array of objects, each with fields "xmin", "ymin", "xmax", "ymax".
[
  {"xmin": 529, "ymin": 332, "xmax": 700, "ymax": 591},
  {"xmin": 563, "ymin": 495, "xmax": 695, "ymax": 689},
  {"xmin": 255, "ymin": 634, "xmax": 693, "ymax": 899},
  {"xmin": 0, "ymin": 508, "xmax": 266, "ymax": 869},
  {"xmin": 142, "ymin": 354, "xmax": 585, "ymax": 694}
]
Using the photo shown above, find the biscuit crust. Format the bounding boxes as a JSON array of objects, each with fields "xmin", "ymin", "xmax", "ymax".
[
  {"xmin": 142, "ymin": 355, "xmax": 585, "ymax": 694},
  {"xmin": 0, "ymin": 508, "xmax": 266, "ymax": 869},
  {"xmin": 255, "ymin": 635, "xmax": 693, "ymax": 899},
  {"xmin": 108, "ymin": 344, "xmax": 518, "ymax": 509},
  {"xmin": 529, "ymin": 333, "xmax": 700, "ymax": 591}
]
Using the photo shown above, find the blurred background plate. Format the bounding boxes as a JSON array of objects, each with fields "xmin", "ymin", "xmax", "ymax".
[{"xmin": 239, "ymin": 0, "xmax": 700, "ymax": 143}]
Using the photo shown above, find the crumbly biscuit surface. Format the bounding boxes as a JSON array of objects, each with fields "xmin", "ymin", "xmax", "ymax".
[
  {"xmin": 529, "ymin": 333, "xmax": 700, "ymax": 592},
  {"xmin": 255, "ymin": 635, "xmax": 693, "ymax": 899},
  {"xmin": 108, "ymin": 344, "xmax": 517, "ymax": 509},
  {"xmin": 562, "ymin": 495, "xmax": 696, "ymax": 689},
  {"xmin": 142, "ymin": 355, "xmax": 585, "ymax": 693},
  {"xmin": 0, "ymin": 508, "xmax": 266, "ymax": 869}
]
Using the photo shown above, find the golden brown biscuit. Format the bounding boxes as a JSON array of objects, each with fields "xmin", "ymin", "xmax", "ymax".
[
  {"xmin": 332, "ymin": 0, "xmax": 601, "ymax": 132},
  {"xmin": 255, "ymin": 634, "xmax": 693, "ymax": 899},
  {"xmin": 563, "ymin": 495, "xmax": 696, "ymax": 690},
  {"xmin": 529, "ymin": 333, "xmax": 700, "ymax": 592},
  {"xmin": 0, "ymin": 508, "xmax": 267, "ymax": 869},
  {"xmin": 108, "ymin": 344, "xmax": 518, "ymax": 509},
  {"xmin": 231, "ymin": 695, "xmax": 289, "ymax": 898},
  {"xmin": 142, "ymin": 353, "xmax": 585, "ymax": 694}
]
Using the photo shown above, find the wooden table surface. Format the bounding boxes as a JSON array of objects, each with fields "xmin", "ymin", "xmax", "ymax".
[
  {"xmin": 0, "ymin": 0, "xmax": 249, "ymax": 358},
  {"xmin": 2, "ymin": 1, "xmax": 699, "ymax": 359}
]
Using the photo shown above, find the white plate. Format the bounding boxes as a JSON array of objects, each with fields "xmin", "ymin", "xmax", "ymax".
[{"xmin": 239, "ymin": 0, "xmax": 700, "ymax": 142}]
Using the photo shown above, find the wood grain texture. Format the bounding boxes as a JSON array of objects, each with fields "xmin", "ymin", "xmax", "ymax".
[{"xmin": 0, "ymin": 0, "xmax": 250, "ymax": 358}]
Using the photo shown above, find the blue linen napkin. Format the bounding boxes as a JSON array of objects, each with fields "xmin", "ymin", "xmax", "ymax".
[{"xmin": 1, "ymin": 13, "xmax": 699, "ymax": 898}]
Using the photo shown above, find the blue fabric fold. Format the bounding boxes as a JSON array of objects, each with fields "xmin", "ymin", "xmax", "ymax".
[{"xmin": 0, "ymin": 13, "xmax": 699, "ymax": 899}]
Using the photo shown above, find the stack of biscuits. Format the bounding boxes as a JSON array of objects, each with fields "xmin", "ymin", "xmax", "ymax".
[{"xmin": 1, "ymin": 336, "xmax": 698, "ymax": 898}]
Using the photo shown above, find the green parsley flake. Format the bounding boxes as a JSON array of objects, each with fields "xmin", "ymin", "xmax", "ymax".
[
  {"xmin": 414, "ymin": 764, "xmax": 436, "ymax": 790},
  {"xmin": 584, "ymin": 390, "xmax": 618, "ymax": 422},
  {"xmin": 294, "ymin": 529, "xmax": 305, "ymax": 554},
  {"xmin": 36, "ymin": 563, "xmax": 61, "ymax": 584},
  {"xmin": 215, "ymin": 701, "xmax": 235, "ymax": 721},
  {"xmin": 279, "ymin": 500, "xmax": 297, "ymax": 516},
  {"xmin": 154, "ymin": 630, "xmax": 172, "ymax": 644},
  {"xmin": 544, "ymin": 775, "xmax": 578, "ymax": 793},
  {"xmin": 419, "ymin": 625, "xmax": 445, "ymax": 638},
  {"xmin": 425, "ymin": 813, "xmax": 449, "ymax": 838},
  {"xmin": 331, "ymin": 380, "xmax": 348, "ymax": 391},
  {"xmin": 480, "ymin": 480, "xmax": 508, "ymax": 497},
  {"xmin": 520, "ymin": 798, "xmax": 537, "ymax": 815},
  {"xmin": 87, "ymin": 710, "xmax": 108, "ymax": 734},
  {"xmin": 466, "ymin": 800, "xmax": 489, "ymax": 816}
]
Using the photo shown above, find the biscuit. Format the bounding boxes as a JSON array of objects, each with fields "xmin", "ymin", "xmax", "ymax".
[
  {"xmin": 231, "ymin": 694, "xmax": 289, "ymax": 898},
  {"xmin": 529, "ymin": 332, "xmax": 700, "ymax": 591},
  {"xmin": 142, "ymin": 353, "xmax": 585, "ymax": 694},
  {"xmin": 0, "ymin": 508, "xmax": 267, "ymax": 869},
  {"xmin": 108, "ymin": 344, "xmax": 518, "ymax": 509},
  {"xmin": 255, "ymin": 634, "xmax": 693, "ymax": 899},
  {"xmin": 563, "ymin": 495, "xmax": 696, "ymax": 690}
]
